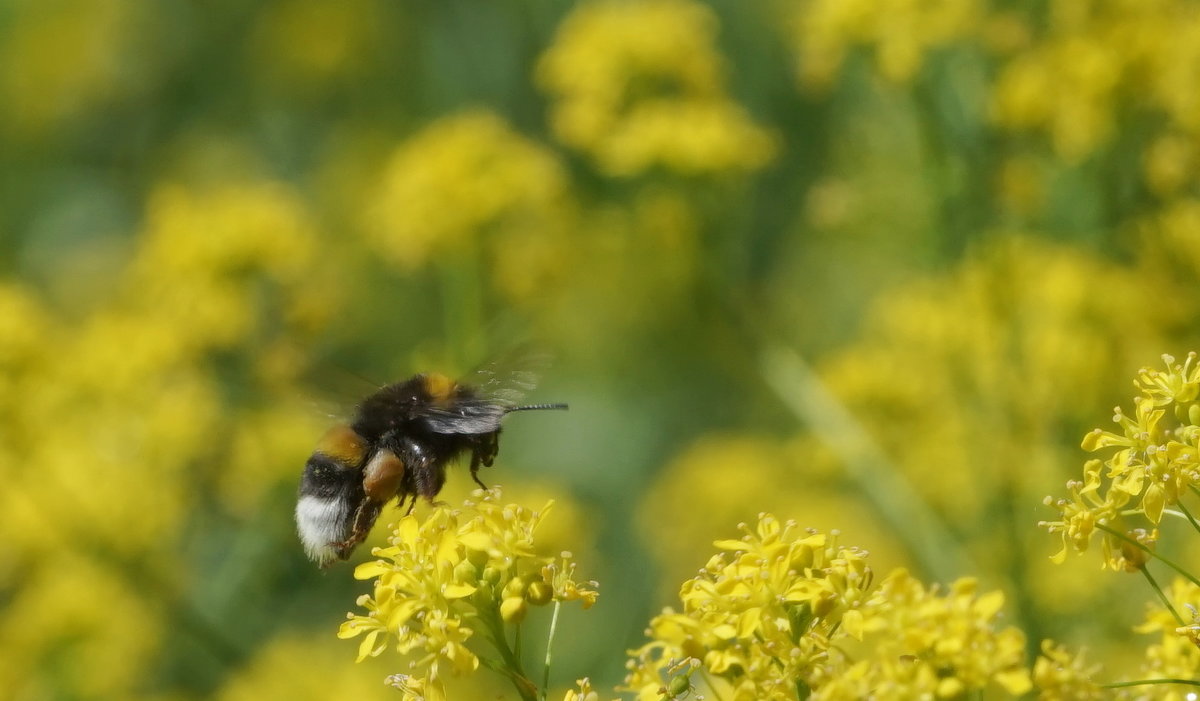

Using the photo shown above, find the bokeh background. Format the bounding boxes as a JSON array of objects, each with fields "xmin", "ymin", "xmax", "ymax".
[{"xmin": 4, "ymin": 0, "xmax": 1200, "ymax": 698}]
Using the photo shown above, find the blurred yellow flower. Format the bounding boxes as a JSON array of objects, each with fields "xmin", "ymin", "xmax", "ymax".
[
  {"xmin": 538, "ymin": 0, "xmax": 775, "ymax": 176},
  {"xmin": 252, "ymin": 0, "xmax": 379, "ymax": 89},
  {"xmin": 989, "ymin": 38, "xmax": 1118, "ymax": 162},
  {"xmin": 1130, "ymin": 578, "xmax": 1200, "ymax": 694},
  {"xmin": 0, "ymin": 0, "xmax": 146, "ymax": 134},
  {"xmin": 988, "ymin": 0, "xmax": 1200, "ymax": 167},
  {"xmin": 1032, "ymin": 640, "xmax": 1104, "ymax": 701},
  {"xmin": 1143, "ymin": 134, "xmax": 1196, "ymax": 198},
  {"xmin": 562, "ymin": 676, "xmax": 603, "ymax": 701},
  {"xmin": 789, "ymin": 0, "xmax": 980, "ymax": 88},
  {"xmin": 0, "ymin": 555, "xmax": 162, "ymax": 699},
  {"xmin": 365, "ymin": 110, "xmax": 569, "ymax": 271},
  {"xmin": 121, "ymin": 181, "xmax": 328, "ymax": 362},
  {"xmin": 823, "ymin": 236, "xmax": 1154, "ymax": 523},
  {"xmin": 639, "ymin": 434, "xmax": 906, "ymax": 597},
  {"xmin": 217, "ymin": 634, "xmax": 398, "ymax": 701}
]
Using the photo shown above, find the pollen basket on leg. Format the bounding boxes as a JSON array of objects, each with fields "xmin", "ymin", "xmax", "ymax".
[
  {"xmin": 363, "ymin": 449, "xmax": 406, "ymax": 501},
  {"xmin": 314, "ymin": 424, "xmax": 368, "ymax": 467}
]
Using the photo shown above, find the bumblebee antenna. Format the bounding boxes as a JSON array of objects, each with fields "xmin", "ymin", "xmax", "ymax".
[{"xmin": 506, "ymin": 403, "xmax": 569, "ymax": 413}]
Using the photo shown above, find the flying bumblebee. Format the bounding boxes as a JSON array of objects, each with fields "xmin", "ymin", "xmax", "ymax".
[{"xmin": 295, "ymin": 366, "xmax": 566, "ymax": 566}]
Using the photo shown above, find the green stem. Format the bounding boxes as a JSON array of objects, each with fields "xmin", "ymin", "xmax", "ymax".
[
  {"xmin": 759, "ymin": 347, "xmax": 974, "ymax": 583},
  {"xmin": 515, "ymin": 620, "xmax": 524, "ymax": 670},
  {"xmin": 1103, "ymin": 678, "xmax": 1200, "ymax": 689},
  {"xmin": 480, "ymin": 604, "xmax": 537, "ymax": 701},
  {"xmin": 1178, "ymin": 501, "xmax": 1200, "ymax": 538},
  {"xmin": 541, "ymin": 600, "xmax": 562, "ymax": 701},
  {"xmin": 1096, "ymin": 523, "xmax": 1200, "ymax": 588},
  {"xmin": 1140, "ymin": 567, "xmax": 1186, "ymax": 626}
]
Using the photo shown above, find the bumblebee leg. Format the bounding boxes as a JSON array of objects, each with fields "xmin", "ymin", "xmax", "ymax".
[
  {"xmin": 469, "ymin": 431, "xmax": 500, "ymax": 490},
  {"xmin": 333, "ymin": 498, "xmax": 382, "ymax": 559},
  {"xmin": 399, "ymin": 437, "xmax": 445, "ymax": 503}
]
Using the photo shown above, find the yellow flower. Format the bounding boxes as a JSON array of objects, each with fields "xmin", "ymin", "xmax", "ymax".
[
  {"xmin": 627, "ymin": 515, "xmax": 1034, "ymax": 699},
  {"xmin": 1032, "ymin": 640, "xmax": 1103, "ymax": 701},
  {"xmin": 624, "ymin": 516, "xmax": 873, "ymax": 700},
  {"xmin": 0, "ymin": 0, "xmax": 146, "ymax": 134},
  {"xmin": 562, "ymin": 677, "xmax": 602, "ymax": 701},
  {"xmin": 364, "ymin": 110, "xmax": 569, "ymax": 270},
  {"xmin": 1132, "ymin": 578, "xmax": 1200, "ymax": 689},
  {"xmin": 339, "ymin": 489, "xmax": 597, "ymax": 690},
  {"xmin": 788, "ymin": 0, "xmax": 980, "ymax": 88},
  {"xmin": 816, "ymin": 571, "xmax": 1030, "ymax": 699},
  {"xmin": 1046, "ymin": 353, "xmax": 1200, "ymax": 567},
  {"xmin": 538, "ymin": 0, "xmax": 775, "ymax": 176}
]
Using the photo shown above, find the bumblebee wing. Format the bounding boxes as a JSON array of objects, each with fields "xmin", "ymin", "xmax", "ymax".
[
  {"xmin": 419, "ymin": 398, "xmax": 508, "ymax": 434},
  {"xmin": 418, "ymin": 353, "xmax": 548, "ymax": 435}
]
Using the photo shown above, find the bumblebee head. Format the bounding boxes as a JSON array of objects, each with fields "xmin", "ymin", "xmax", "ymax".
[{"xmin": 295, "ymin": 425, "xmax": 368, "ymax": 566}]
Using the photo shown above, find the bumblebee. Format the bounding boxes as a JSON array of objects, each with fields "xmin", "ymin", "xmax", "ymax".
[{"xmin": 295, "ymin": 369, "xmax": 566, "ymax": 566}]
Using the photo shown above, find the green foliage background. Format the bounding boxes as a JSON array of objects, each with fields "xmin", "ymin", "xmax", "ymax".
[{"xmin": 4, "ymin": 0, "xmax": 1200, "ymax": 698}]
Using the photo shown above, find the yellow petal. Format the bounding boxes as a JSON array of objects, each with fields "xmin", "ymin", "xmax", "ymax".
[
  {"xmin": 1144, "ymin": 482, "xmax": 1166, "ymax": 523},
  {"xmin": 458, "ymin": 531, "xmax": 493, "ymax": 551},
  {"xmin": 842, "ymin": 609, "xmax": 865, "ymax": 640},
  {"xmin": 353, "ymin": 560, "xmax": 394, "ymax": 580},
  {"xmin": 974, "ymin": 590, "xmax": 1005, "ymax": 619},
  {"xmin": 736, "ymin": 607, "xmax": 761, "ymax": 638},
  {"xmin": 994, "ymin": 668, "xmax": 1033, "ymax": 695},
  {"xmin": 443, "ymin": 583, "xmax": 477, "ymax": 599},
  {"xmin": 355, "ymin": 629, "xmax": 383, "ymax": 662}
]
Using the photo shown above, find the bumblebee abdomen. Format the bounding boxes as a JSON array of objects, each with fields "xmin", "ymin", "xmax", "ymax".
[{"xmin": 312, "ymin": 424, "xmax": 368, "ymax": 468}]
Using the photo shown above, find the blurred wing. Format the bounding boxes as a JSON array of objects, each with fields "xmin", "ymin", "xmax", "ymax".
[
  {"xmin": 419, "ymin": 398, "xmax": 508, "ymax": 434},
  {"xmin": 418, "ymin": 352, "xmax": 550, "ymax": 435}
]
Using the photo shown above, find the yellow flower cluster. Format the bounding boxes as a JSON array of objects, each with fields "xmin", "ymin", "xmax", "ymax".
[
  {"xmin": 821, "ymin": 235, "xmax": 1150, "ymax": 535},
  {"xmin": 989, "ymin": 0, "xmax": 1200, "ymax": 167},
  {"xmin": 817, "ymin": 571, "xmax": 1030, "ymax": 699},
  {"xmin": 562, "ymin": 677, "xmax": 603, "ymax": 701},
  {"xmin": 624, "ymin": 516, "xmax": 872, "ymax": 700},
  {"xmin": 339, "ymin": 489, "xmax": 597, "ymax": 701},
  {"xmin": 537, "ymin": 0, "xmax": 775, "ymax": 176},
  {"xmin": 1128, "ymin": 578, "xmax": 1200, "ymax": 695},
  {"xmin": 0, "ymin": 176, "xmax": 331, "ymax": 697},
  {"xmin": 625, "ymin": 513, "xmax": 1045, "ymax": 699},
  {"xmin": 1032, "ymin": 641, "xmax": 1104, "ymax": 701},
  {"xmin": 790, "ymin": 0, "xmax": 979, "ymax": 87},
  {"xmin": 1043, "ymin": 353, "xmax": 1200, "ymax": 567},
  {"xmin": 365, "ymin": 110, "xmax": 569, "ymax": 271},
  {"xmin": 0, "ymin": 0, "xmax": 143, "ymax": 134}
]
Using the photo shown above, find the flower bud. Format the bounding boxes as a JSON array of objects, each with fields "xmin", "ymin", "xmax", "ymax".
[
  {"xmin": 500, "ymin": 596, "xmax": 528, "ymax": 623},
  {"xmin": 454, "ymin": 559, "xmax": 479, "ymax": 583},
  {"xmin": 526, "ymin": 580, "xmax": 553, "ymax": 605},
  {"xmin": 481, "ymin": 566, "xmax": 503, "ymax": 586},
  {"xmin": 502, "ymin": 576, "xmax": 527, "ymax": 600},
  {"xmin": 667, "ymin": 672, "xmax": 692, "ymax": 697}
]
